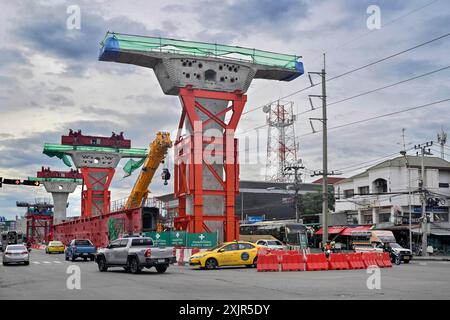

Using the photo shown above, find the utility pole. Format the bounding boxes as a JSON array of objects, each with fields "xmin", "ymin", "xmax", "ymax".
[
  {"xmin": 414, "ymin": 142, "xmax": 433, "ymax": 256},
  {"xmin": 400, "ymin": 149, "xmax": 412, "ymax": 252},
  {"xmin": 309, "ymin": 54, "xmax": 339, "ymax": 243},
  {"xmin": 285, "ymin": 163, "xmax": 305, "ymax": 223}
]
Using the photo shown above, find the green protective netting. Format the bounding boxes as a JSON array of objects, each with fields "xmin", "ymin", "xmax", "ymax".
[
  {"xmin": 108, "ymin": 217, "xmax": 125, "ymax": 241},
  {"xmin": 28, "ymin": 177, "xmax": 83, "ymax": 183},
  {"xmin": 43, "ymin": 143, "xmax": 147, "ymax": 156},
  {"xmin": 122, "ymin": 157, "xmax": 146, "ymax": 178},
  {"xmin": 101, "ymin": 32, "xmax": 301, "ymax": 70},
  {"xmin": 42, "ymin": 149, "xmax": 73, "ymax": 167}
]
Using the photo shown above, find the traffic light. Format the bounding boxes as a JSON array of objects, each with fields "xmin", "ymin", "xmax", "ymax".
[
  {"xmin": 22, "ymin": 180, "xmax": 40, "ymax": 186},
  {"xmin": 2, "ymin": 178, "xmax": 21, "ymax": 185}
]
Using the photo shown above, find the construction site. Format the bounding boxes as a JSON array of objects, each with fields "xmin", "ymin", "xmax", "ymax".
[{"xmin": 1, "ymin": 0, "xmax": 449, "ymax": 305}]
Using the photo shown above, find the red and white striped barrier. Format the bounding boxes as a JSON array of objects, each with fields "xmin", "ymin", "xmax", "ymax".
[
  {"xmin": 175, "ymin": 247, "xmax": 208, "ymax": 266},
  {"xmin": 31, "ymin": 244, "xmax": 47, "ymax": 250}
]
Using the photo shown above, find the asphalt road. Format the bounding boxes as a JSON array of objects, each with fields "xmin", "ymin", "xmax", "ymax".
[{"xmin": 1, "ymin": 249, "xmax": 449, "ymax": 299}]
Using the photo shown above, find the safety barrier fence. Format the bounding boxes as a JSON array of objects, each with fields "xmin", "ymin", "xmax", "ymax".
[{"xmin": 256, "ymin": 249, "xmax": 393, "ymax": 272}]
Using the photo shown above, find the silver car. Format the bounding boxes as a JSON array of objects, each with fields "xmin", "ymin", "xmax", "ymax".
[{"xmin": 2, "ymin": 244, "xmax": 30, "ymax": 266}]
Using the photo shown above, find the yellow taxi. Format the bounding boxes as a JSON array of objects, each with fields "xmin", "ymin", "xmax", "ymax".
[
  {"xmin": 189, "ymin": 241, "xmax": 260, "ymax": 270},
  {"xmin": 45, "ymin": 241, "xmax": 65, "ymax": 254}
]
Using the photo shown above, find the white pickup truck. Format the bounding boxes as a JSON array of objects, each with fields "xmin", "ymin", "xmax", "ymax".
[{"xmin": 95, "ymin": 237, "xmax": 176, "ymax": 274}]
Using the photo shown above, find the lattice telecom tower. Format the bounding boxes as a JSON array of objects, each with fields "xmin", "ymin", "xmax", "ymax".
[{"xmin": 264, "ymin": 101, "xmax": 299, "ymax": 182}]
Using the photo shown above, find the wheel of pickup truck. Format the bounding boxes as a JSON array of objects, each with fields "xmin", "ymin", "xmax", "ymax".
[
  {"xmin": 205, "ymin": 258, "xmax": 218, "ymax": 270},
  {"xmin": 129, "ymin": 257, "xmax": 142, "ymax": 274},
  {"xmin": 83, "ymin": 257, "xmax": 88, "ymax": 262},
  {"xmin": 90, "ymin": 256, "xmax": 95, "ymax": 262},
  {"xmin": 156, "ymin": 265, "xmax": 168, "ymax": 273},
  {"xmin": 71, "ymin": 255, "xmax": 76, "ymax": 262},
  {"xmin": 65, "ymin": 255, "xmax": 69, "ymax": 261},
  {"xmin": 97, "ymin": 256, "xmax": 108, "ymax": 272}
]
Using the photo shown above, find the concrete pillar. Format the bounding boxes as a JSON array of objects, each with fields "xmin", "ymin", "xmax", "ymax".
[
  {"xmin": 372, "ymin": 207, "xmax": 379, "ymax": 225},
  {"xmin": 42, "ymin": 181, "xmax": 78, "ymax": 224},
  {"xmin": 357, "ymin": 209, "xmax": 363, "ymax": 225}
]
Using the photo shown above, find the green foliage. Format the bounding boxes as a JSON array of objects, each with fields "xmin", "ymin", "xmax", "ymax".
[{"xmin": 297, "ymin": 188, "xmax": 335, "ymax": 215}]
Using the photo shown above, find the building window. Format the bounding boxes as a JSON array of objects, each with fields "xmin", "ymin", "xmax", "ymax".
[
  {"xmin": 439, "ymin": 183, "xmax": 449, "ymax": 188},
  {"xmin": 373, "ymin": 178, "xmax": 388, "ymax": 193},
  {"xmin": 433, "ymin": 212, "xmax": 449, "ymax": 222},
  {"xmin": 363, "ymin": 214, "xmax": 373, "ymax": 224},
  {"xmin": 379, "ymin": 212, "xmax": 390, "ymax": 223},
  {"xmin": 358, "ymin": 186, "xmax": 370, "ymax": 195},
  {"xmin": 344, "ymin": 189, "xmax": 354, "ymax": 198}
]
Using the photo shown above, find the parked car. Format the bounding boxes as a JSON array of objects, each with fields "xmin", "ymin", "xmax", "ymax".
[
  {"xmin": 95, "ymin": 237, "xmax": 176, "ymax": 274},
  {"xmin": 46, "ymin": 241, "xmax": 65, "ymax": 254},
  {"xmin": 189, "ymin": 241, "xmax": 260, "ymax": 270},
  {"xmin": 255, "ymin": 239, "xmax": 286, "ymax": 250},
  {"xmin": 380, "ymin": 242, "xmax": 413, "ymax": 265},
  {"xmin": 65, "ymin": 239, "xmax": 97, "ymax": 261},
  {"xmin": 2, "ymin": 244, "xmax": 30, "ymax": 266}
]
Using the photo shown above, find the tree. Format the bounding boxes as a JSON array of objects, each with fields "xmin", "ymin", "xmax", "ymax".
[{"xmin": 297, "ymin": 187, "xmax": 335, "ymax": 216}]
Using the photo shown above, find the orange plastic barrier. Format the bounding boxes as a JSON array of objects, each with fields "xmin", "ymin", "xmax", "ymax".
[
  {"xmin": 362, "ymin": 252, "xmax": 378, "ymax": 268},
  {"xmin": 271, "ymin": 249, "xmax": 287, "ymax": 262},
  {"xmin": 347, "ymin": 252, "xmax": 365, "ymax": 269},
  {"xmin": 257, "ymin": 254, "xmax": 279, "ymax": 272},
  {"xmin": 374, "ymin": 252, "xmax": 386, "ymax": 268},
  {"xmin": 380, "ymin": 252, "xmax": 393, "ymax": 268},
  {"xmin": 306, "ymin": 253, "xmax": 329, "ymax": 271},
  {"xmin": 281, "ymin": 254, "xmax": 305, "ymax": 271},
  {"xmin": 328, "ymin": 253, "xmax": 350, "ymax": 270}
]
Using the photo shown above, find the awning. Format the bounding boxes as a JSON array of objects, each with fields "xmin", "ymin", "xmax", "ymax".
[
  {"xmin": 340, "ymin": 225, "xmax": 373, "ymax": 236},
  {"xmin": 315, "ymin": 227, "xmax": 346, "ymax": 235}
]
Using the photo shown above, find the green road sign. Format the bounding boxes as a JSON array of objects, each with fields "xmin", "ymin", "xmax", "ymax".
[
  {"xmin": 145, "ymin": 232, "xmax": 171, "ymax": 246},
  {"xmin": 186, "ymin": 232, "xmax": 217, "ymax": 248},
  {"xmin": 143, "ymin": 231, "xmax": 217, "ymax": 248},
  {"xmin": 170, "ymin": 231, "xmax": 186, "ymax": 246}
]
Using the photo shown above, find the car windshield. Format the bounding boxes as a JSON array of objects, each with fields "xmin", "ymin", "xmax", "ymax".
[
  {"xmin": 207, "ymin": 244, "xmax": 224, "ymax": 251},
  {"xmin": 50, "ymin": 241, "xmax": 63, "ymax": 246},
  {"xmin": 7, "ymin": 245, "xmax": 26, "ymax": 251},
  {"xmin": 389, "ymin": 243, "xmax": 403, "ymax": 249},
  {"xmin": 74, "ymin": 240, "xmax": 92, "ymax": 246},
  {"xmin": 267, "ymin": 240, "xmax": 283, "ymax": 246}
]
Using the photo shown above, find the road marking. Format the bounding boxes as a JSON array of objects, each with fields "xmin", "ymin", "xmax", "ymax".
[
  {"xmin": 53, "ymin": 261, "xmax": 62, "ymax": 264},
  {"xmin": 32, "ymin": 261, "xmax": 41, "ymax": 265},
  {"xmin": 43, "ymin": 261, "xmax": 51, "ymax": 264}
]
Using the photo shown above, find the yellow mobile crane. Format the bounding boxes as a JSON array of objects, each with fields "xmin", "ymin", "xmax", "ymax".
[{"xmin": 124, "ymin": 132, "xmax": 172, "ymax": 210}]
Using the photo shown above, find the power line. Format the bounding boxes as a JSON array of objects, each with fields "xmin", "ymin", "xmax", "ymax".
[
  {"xmin": 296, "ymin": 65, "xmax": 450, "ymax": 117},
  {"xmin": 239, "ymin": 65, "xmax": 449, "ymax": 135},
  {"xmin": 314, "ymin": 0, "xmax": 441, "ymax": 62},
  {"xmin": 297, "ymin": 98, "xmax": 450, "ymax": 139},
  {"xmin": 241, "ymin": 32, "xmax": 450, "ymax": 117}
]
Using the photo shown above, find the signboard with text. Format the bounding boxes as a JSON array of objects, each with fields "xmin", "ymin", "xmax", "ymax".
[{"xmin": 186, "ymin": 232, "xmax": 217, "ymax": 248}]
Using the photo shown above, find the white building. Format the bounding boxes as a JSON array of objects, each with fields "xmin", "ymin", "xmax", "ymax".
[{"xmin": 335, "ymin": 155, "xmax": 450, "ymax": 227}]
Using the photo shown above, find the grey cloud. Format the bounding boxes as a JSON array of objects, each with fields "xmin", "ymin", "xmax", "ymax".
[
  {"xmin": 12, "ymin": 2, "xmax": 172, "ymax": 77},
  {"xmin": 46, "ymin": 93, "xmax": 75, "ymax": 107}
]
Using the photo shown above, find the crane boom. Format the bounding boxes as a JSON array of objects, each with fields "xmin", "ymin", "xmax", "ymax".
[{"xmin": 124, "ymin": 132, "xmax": 172, "ymax": 209}]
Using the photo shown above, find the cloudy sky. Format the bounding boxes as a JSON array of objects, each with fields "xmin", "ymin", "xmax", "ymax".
[{"xmin": 0, "ymin": 0, "xmax": 449, "ymax": 220}]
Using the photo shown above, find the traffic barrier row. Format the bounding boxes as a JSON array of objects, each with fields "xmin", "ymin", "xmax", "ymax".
[
  {"xmin": 256, "ymin": 251, "xmax": 394, "ymax": 272},
  {"xmin": 305, "ymin": 253, "xmax": 329, "ymax": 271},
  {"xmin": 328, "ymin": 253, "xmax": 349, "ymax": 270},
  {"xmin": 347, "ymin": 252, "xmax": 365, "ymax": 269},
  {"xmin": 281, "ymin": 254, "xmax": 305, "ymax": 271}
]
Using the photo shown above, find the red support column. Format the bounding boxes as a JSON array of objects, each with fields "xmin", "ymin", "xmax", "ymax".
[
  {"xmin": 174, "ymin": 86, "xmax": 247, "ymax": 241},
  {"xmin": 80, "ymin": 167, "xmax": 115, "ymax": 217}
]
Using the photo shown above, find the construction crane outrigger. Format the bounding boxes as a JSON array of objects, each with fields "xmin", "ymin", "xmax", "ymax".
[{"xmin": 124, "ymin": 132, "xmax": 172, "ymax": 210}]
